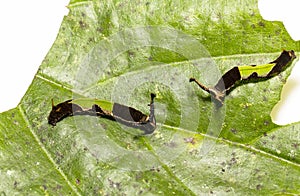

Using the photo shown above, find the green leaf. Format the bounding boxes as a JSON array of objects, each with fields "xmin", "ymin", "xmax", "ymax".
[{"xmin": 1, "ymin": 0, "xmax": 300, "ymax": 194}]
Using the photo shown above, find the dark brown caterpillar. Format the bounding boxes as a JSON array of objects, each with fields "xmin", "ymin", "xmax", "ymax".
[
  {"xmin": 48, "ymin": 93, "xmax": 156, "ymax": 134},
  {"xmin": 190, "ymin": 50, "xmax": 296, "ymax": 105}
]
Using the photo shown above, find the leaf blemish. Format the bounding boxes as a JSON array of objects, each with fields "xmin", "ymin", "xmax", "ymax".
[
  {"xmin": 258, "ymin": 21, "xmax": 265, "ymax": 27},
  {"xmin": 184, "ymin": 137, "xmax": 196, "ymax": 145},
  {"xmin": 230, "ymin": 128, "xmax": 238, "ymax": 134},
  {"xmin": 263, "ymin": 120, "xmax": 270, "ymax": 126},
  {"xmin": 256, "ymin": 184, "xmax": 262, "ymax": 190},
  {"xmin": 165, "ymin": 141, "xmax": 177, "ymax": 148},
  {"xmin": 292, "ymin": 143, "xmax": 299, "ymax": 149},
  {"xmin": 79, "ymin": 21, "xmax": 88, "ymax": 28}
]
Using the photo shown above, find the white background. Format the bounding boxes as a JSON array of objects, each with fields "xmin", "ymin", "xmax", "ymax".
[{"xmin": 0, "ymin": 0, "xmax": 299, "ymax": 125}]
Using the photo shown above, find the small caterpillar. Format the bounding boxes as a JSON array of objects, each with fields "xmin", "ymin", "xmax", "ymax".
[
  {"xmin": 190, "ymin": 50, "xmax": 296, "ymax": 105},
  {"xmin": 48, "ymin": 93, "xmax": 156, "ymax": 134}
]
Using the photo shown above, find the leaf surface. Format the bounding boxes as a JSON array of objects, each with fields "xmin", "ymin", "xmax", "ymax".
[{"xmin": 1, "ymin": 0, "xmax": 300, "ymax": 194}]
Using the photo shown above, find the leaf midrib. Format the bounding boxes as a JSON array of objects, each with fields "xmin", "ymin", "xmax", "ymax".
[{"xmin": 18, "ymin": 104, "xmax": 82, "ymax": 195}]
